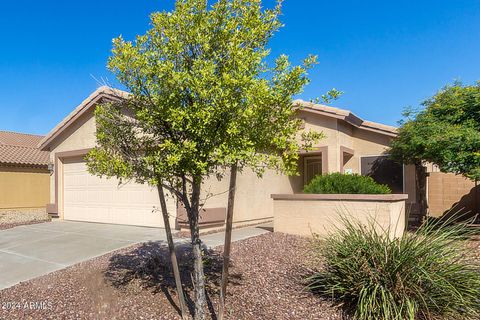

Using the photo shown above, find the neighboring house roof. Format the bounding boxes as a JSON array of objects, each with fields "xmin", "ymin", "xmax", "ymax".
[
  {"xmin": 39, "ymin": 86, "xmax": 398, "ymax": 150},
  {"xmin": 294, "ymin": 100, "xmax": 398, "ymax": 137},
  {"xmin": 0, "ymin": 131, "xmax": 49, "ymax": 167}
]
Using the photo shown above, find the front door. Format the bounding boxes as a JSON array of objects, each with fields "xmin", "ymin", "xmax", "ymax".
[{"xmin": 304, "ymin": 156, "xmax": 323, "ymax": 185}]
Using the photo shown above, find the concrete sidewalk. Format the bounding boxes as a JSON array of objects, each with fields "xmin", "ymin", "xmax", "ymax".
[
  {"xmin": 0, "ymin": 220, "xmax": 271, "ymax": 290},
  {"xmin": 200, "ymin": 223, "xmax": 272, "ymax": 248}
]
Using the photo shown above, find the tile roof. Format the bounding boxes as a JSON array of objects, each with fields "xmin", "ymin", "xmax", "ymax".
[
  {"xmin": 39, "ymin": 86, "xmax": 129, "ymax": 150},
  {"xmin": 0, "ymin": 131, "xmax": 49, "ymax": 167},
  {"xmin": 39, "ymin": 87, "xmax": 398, "ymax": 151},
  {"xmin": 293, "ymin": 99, "xmax": 398, "ymax": 137}
]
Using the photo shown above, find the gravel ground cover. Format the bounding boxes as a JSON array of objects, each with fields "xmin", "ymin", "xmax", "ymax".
[
  {"xmin": 0, "ymin": 208, "xmax": 50, "ymax": 230},
  {"xmin": 1, "ymin": 231, "xmax": 478, "ymax": 320},
  {"xmin": 468, "ymin": 234, "xmax": 480, "ymax": 261},
  {"xmin": 0, "ymin": 232, "xmax": 341, "ymax": 320}
]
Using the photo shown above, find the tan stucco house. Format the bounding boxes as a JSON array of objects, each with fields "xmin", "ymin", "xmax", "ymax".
[
  {"xmin": 39, "ymin": 86, "xmax": 418, "ymax": 229},
  {"xmin": 0, "ymin": 131, "xmax": 50, "ymax": 211}
]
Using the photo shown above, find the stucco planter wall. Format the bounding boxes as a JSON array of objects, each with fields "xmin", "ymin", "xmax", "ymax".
[{"xmin": 271, "ymin": 194, "xmax": 408, "ymax": 239}]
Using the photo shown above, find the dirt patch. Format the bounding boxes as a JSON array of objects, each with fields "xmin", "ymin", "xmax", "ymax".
[
  {"xmin": 0, "ymin": 208, "xmax": 50, "ymax": 230},
  {"xmin": 0, "ymin": 232, "xmax": 340, "ymax": 320}
]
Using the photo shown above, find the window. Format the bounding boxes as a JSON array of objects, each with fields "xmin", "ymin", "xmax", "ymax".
[
  {"xmin": 360, "ymin": 155, "xmax": 404, "ymax": 193},
  {"xmin": 304, "ymin": 156, "xmax": 322, "ymax": 185}
]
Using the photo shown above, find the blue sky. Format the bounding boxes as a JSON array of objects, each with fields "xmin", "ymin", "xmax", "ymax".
[{"xmin": 0, "ymin": 0, "xmax": 479, "ymax": 135}]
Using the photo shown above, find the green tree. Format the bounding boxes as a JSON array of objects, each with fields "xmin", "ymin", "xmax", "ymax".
[
  {"xmin": 86, "ymin": 0, "xmax": 323, "ymax": 318},
  {"xmin": 390, "ymin": 82, "xmax": 480, "ymax": 215}
]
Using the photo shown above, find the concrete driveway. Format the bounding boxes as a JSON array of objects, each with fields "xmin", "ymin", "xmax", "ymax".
[
  {"xmin": 0, "ymin": 221, "xmax": 166, "ymax": 290},
  {"xmin": 0, "ymin": 220, "xmax": 272, "ymax": 290}
]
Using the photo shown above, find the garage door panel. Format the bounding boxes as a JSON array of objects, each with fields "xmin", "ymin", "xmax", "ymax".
[
  {"xmin": 88, "ymin": 206, "xmax": 111, "ymax": 224},
  {"xmin": 63, "ymin": 159, "xmax": 173, "ymax": 228},
  {"xmin": 64, "ymin": 175, "xmax": 85, "ymax": 188},
  {"xmin": 87, "ymin": 190, "xmax": 108, "ymax": 204}
]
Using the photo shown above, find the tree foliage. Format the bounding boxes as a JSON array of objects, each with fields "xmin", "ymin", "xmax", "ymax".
[
  {"xmin": 390, "ymin": 82, "xmax": 480, "ymax": 180},
  {"xmin": 88, "ymin": 0, "xmax": 323, "ymax": 184},
  {"xmin": 86, "ymin": 0, "xmax": 323, "ymax": 318}
]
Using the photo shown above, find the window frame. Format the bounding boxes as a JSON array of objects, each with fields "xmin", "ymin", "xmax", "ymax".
[{"xmin": 359, "ymin": 154, "xmax": 406, "ymax": 193}]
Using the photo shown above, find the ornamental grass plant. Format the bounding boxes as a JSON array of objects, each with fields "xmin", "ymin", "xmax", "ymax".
[{"xmin": 307, "ymin": 216, "xmax": 480, "ymax": 320}]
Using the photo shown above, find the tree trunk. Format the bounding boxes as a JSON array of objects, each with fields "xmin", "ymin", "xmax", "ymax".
[
  {"xmin": 156, "ymin": 184, "xmax": 188, "ymax": 319},
  {"xmin": 218, "ymin": 163, "xmax": 237, "ymax": 320},
  {"xmin": 187, "ymin": 177, "xmax": 207, "ymax": 320},
  {"xmin": 415, "ymin": 163, "xmax": 428, "ymax": 222}
]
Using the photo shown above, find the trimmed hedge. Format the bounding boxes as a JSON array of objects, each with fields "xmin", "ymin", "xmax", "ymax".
[{"xmin": 303, "ymin": 173, "xmax": 391, "ymax": 194}]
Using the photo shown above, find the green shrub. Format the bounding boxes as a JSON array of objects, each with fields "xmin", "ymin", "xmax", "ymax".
[
  {"xmin": 303, "ymin": 173, "xmax": 391, "ymax": 194},
  {"xmin": 307, "ymin": 217, "xmax": 480, "ymax": 320}
]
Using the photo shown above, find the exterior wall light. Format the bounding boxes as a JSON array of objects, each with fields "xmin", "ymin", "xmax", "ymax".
[{"xmin": 47, "ymin": 162, "xmax": 54, "ymax": 174}]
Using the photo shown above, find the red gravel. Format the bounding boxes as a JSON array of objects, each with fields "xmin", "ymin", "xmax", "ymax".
[{"xmin": 0, "ymin": 232, "xmax": 340, "ymax": 320}]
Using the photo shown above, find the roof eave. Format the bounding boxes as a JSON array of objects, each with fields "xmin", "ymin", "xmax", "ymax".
[
  {"xmin": 39, "ymin": 91, "xmax": 397, "ymax": 151},
  {"xmin": 0, "ymin": 162, "xmax": 49, "ymax": 168},
  {"xmin": 294, "ymin": 99, "xmax": 398, "ymax": 137},
  {"xmin": 38, "ymin": 86, "xmax": 129, "ymax": 151}
]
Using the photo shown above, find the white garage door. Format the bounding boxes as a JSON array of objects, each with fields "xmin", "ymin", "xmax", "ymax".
[{"xmin": 63, "ymin": 157, "xmax": 174, "ymax": 228}]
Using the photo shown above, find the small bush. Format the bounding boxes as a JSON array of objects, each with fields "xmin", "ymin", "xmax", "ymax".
[
  {"xmin": 303, "ymin": 173, "xmax": 391, "ymax": 194},
  {"xmin": 307, "ymin": 217, "xmax": 480, "ymax": 320}
]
